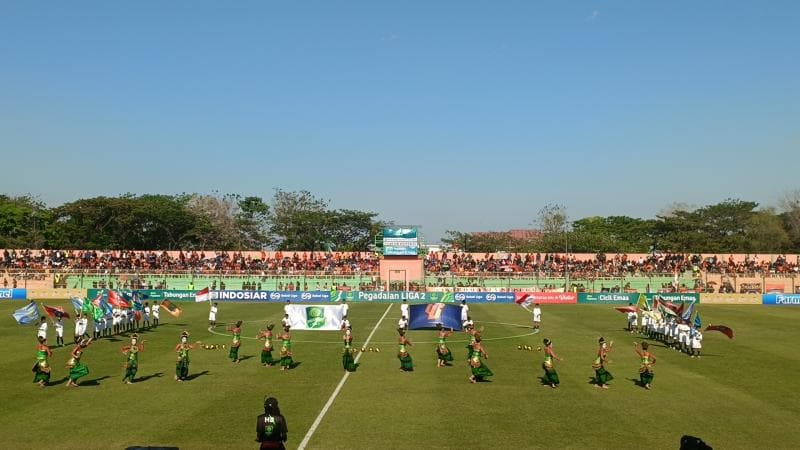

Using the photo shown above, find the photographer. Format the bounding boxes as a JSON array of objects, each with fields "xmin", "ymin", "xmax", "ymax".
[{"xmin": 257, "ymin": 397, "xmax": 288, "ymax": 449}]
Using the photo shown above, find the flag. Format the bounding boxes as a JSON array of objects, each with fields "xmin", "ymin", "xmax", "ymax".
[
  {"xmin": 681, "ymin": 301, "xmax": 695, "ymax": 322},
  {"xmin": 514, "ymin": 293, "xmax": 533, "ymax": 305},
  {"xmin": 12, "ymin": 302, "xmax": 40, "ymax": 325},
  {"xmin": 99, "ymin": 298, "xmax": 113, "ymax": 316},
  {"xmin": 43, "ymin": 304, "xmax": 71, "ymax": 319},
  {"xmin": 91, "ymin": 303, "xmax": 103, "ymax": 321},
  {"xmin": 636, "ymin": 293, "xmax": 650, "ymax": 311},
  {"xmin": 71, "ymin": 297, "xmax": 84, "ymax": 314},
  {"xmin": 160, "ymin": 300, "xmax": 182, "ymax": 318},
  {"xmin": 107, "ymin": 290, "xmax": 130, "ymax": 309},
  {"xmin": 615, "ymin": 306, "xmax": 637, "ymax": 314},
  {"xmin": 134, "ymin": 310, "xmax": 142, "ymax": 321},
  {"xmin": 131, "ymin": 292, "xmax": 144, "ymax": 311},
  {"xmin": 195, "ymin": 287, "xmax": 210, "ymax": 302},
  {"xmin": 651, "ymin": 296, "xmax": 661, "ymax": 312},
  {"xmin": 660, "ymin": 304, "xmax": 678, "ymax": 317},
  {"xmin": 705, "ymin": 324, "xmax": 735, "ymax": 339},
  {"xmin": 694, "ymin": 312, "xmax": 702, "ymax": 328}
]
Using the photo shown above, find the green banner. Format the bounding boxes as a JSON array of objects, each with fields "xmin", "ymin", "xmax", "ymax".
[
  {"xmin": 86, "ymin": 289, "xmax": 198, "ymax": 302},
  {"xmin": 578, "ymin": 292, "xmax": 700, "ymax": 305},
  {"xmin": 333, "ymin": 291, "xmax": 455, "ymax": 303}
]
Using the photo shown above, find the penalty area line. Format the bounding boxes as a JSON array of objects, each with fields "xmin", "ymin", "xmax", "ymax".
[{"xmin": 297, "ymin": 303, "xmax": 393, "ymax": 450}]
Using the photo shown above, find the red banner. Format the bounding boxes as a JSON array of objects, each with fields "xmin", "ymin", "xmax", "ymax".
[{"xmin": 515, "ymin": 292, "xmax": 577, "ymax": 304}]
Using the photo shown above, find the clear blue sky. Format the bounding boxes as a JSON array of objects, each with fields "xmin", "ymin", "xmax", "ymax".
[{"xmin": 1, "ymin": 1, "xmax": 798, "ymax": 243}]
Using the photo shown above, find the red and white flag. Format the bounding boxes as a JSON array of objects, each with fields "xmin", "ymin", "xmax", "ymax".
[
  {"xmin": 195, "ymin": 287, "xmax": 210, "ymax": 302},
  {"xmin": 107, "ymin": 290, "xmax": 130, "ymax": 308}
]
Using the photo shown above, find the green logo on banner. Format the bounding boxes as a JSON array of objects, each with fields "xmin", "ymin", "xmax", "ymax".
[{"xmin": 306, "ymin": 306, "xmax": 325, "ymax": 329}]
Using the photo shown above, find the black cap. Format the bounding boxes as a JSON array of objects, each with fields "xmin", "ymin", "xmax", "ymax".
[{"xmin": 264, "ymin": 397, "xmax": 278, "ymax": 409}]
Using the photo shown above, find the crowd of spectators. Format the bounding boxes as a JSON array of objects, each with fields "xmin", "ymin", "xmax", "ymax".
[
  {"xmin": 423, "ymin": 252, "xmax": 800, "ymax": 277},
  {"xmin": 1, "ymin": 249, "xmax": 379, "ymax": 273},
  {"xmin": 2, "ymin": 249, "xmax": 799, "ymax": 278}
]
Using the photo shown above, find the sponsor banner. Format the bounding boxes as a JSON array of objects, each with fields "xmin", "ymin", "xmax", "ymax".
[
  {"xmin": 700, "ymin": 293, "xmax": 761, "ymax": 305},
  {"xmin": 578, "ymin": 292, "xmax": 700, "ymax": 305},
  {"xmin": 579, "ymin": 293, "xmax": 639, "ymax": 305},
  {"xmin": 650, "ymin": 293, "xmax": 700, "ymax": 304},
  {"xmin": 26, "ymin": 288, "xmax": 86, "ymax": 300},
  {"xmin": 453, "ymin": 292, "xmax": 516, "ymax": 304},
  {"xmin": 0, "ymin": 288, "xmax": 26, "ymax": 300},
  {"xmin": 87, "ymin": 289, "xmax": 199, "ymax": 302},
  {"xmin": 285, "ymin": 304, "xmax": 344, "ymax": 330},
  {"xmin": 515, "ymin": 292, "xmax": 578, "ymax": 304},
  {"xmin": 763, "ymin": 293, "xmax": 800, "ymax": 306},
  {"xmin": 211, "ymin": 291, "xmax": 330, "ymax": 302},
  {"xmin": 382, "ymin": 227, "xmax": 419, "ymax": 256},
  {"xmin": 335, "ymin": 291, "xmax": 455, "ymax": 303},
  {"xmin": 408, "ymin": 303, "xmax": 462, "ymax": 330}
]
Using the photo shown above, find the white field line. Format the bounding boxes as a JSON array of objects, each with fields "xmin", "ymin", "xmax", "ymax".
[{"xmin": 297, "ymin": 303, "xmax": 393, "ymax": 450}]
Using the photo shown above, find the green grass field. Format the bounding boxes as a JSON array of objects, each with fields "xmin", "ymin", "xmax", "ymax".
[{"xmin": 1, "ymin": 301, "xmax": 799, "ymax": 449}]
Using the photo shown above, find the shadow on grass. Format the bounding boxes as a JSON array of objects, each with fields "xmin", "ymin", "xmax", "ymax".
[
  {"xmin": 239, "ymin": 355, "xmax": 255, "ymax": 362},
  {"xmin": 136, "ymin": 372, "xmax": 164, "ymax": 382},
  {"xmin": 290, "ymin": 361, "xmax": 302, "ymax": 370},
  {"xmin": 80, "ymin": 375, "xmax": 111, "ymax": 386},
  {"xmin": 184, "ymin": 370, "xmax": 209, "ymax": 381},
  {"xmin": 49, "ymin": 376, "xmax": 70, "ymax": 387},
  {"xmin": 626, "ymin": 377, "xmax": 644, "ymax": 388}
]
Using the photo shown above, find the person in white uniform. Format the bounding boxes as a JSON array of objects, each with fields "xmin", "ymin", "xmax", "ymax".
[{"xmin": 209, "ymin": 302, "xmax": 219, "ymax": 327}]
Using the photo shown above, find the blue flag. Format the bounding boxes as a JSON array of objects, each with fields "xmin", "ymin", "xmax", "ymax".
[
  {"xmin": 681, "ymin": 301, "xmax": 695, "ymax": 322},
  {"xmin": 12, "ymin": 302, "xmax": 40, "ymax": 325},
  {"xmin": 694, "ymin": 312, "xmax": 702, "ymax": 328},
  {"xmin": 70, "ymin": 297, "xmax": 84, "ymax": 314}
]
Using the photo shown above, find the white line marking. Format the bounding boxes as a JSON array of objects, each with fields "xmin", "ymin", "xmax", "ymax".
[{"xmin": 297, "ymin": 303, "xmax": 393, "ymax": 450}]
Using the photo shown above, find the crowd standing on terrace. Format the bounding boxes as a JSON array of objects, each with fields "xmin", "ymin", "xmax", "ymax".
[{"xmin": 1, "ymin": 249, "xmax": 798, "ymax": 280}]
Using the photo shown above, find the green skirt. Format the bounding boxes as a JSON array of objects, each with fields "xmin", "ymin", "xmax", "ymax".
[
  {"xmin": 543, "ymin": 363, "xmax": 559, "ymax": 385},
  {"xmin": 69, "ymin": 362, "xmax": 89, "ymax": 382},
  {"xmin": 471, "ymin": 361, "xmax": 493, "ymax": 379},
  {"xmin": 399, "ymin": 354, "xmax": 414, "ymax": 371},
  {"xmin": 229, "ymin": 346, "xmax": 240, "ymax": 361},
  {"xmin": 595, "ymin": 366, "xmax": 613, "ymax": 385},
  {"xmin": 640, "ymin": 369, "xmax": 654, "ymax": 385},
  {"xmin": 281, "ymin": 355, "xmax": 294, "ymax": 368},
  {"xmin": 261, "ymin": 349, "xmax": 274, "ymax": 365},
  {"xmin": 176, "ymin": 360, "xmax": 189, "ymax": 379},
  {"xmin": 124, "ymin": 361, "xmax": 138, "ymax": 382},
  {"xmin": 33, "ymin": 363, "xmax": 50, "ymax": 384},
  {"xmin": 343, "ymin": 350, "xmax": 356, "ymax": 372},
  {"xmin": 437, "ymin": 346, "xmax": 453, "ymax": 362}
]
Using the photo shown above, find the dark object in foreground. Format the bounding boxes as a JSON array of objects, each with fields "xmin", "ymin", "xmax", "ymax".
[{"xmin": 680, "ymin": 435, "xmax": 712, "ymax": 450}]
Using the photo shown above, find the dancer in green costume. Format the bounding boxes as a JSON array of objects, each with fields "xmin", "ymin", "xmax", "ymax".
[
  {"xmin": 174, "ymin": 331, "xmax": 195, "ymax": 381},
  {"xmin": 435, "ymin": 323, "xmax": 454, "ymax": 367},
  {"xmin": 121, "ymin": 334, "xmax": 144, "ymax": 384},
  {"xmin": 634, "ymin": 342, "xmax": 657, "ymax": 389},
  {"xmin": 541, "ymin": 338, "xmax": 563, "ymax": 388},
  {"xmin": 66, "ymin": 337, "xmax": 92, "ymax": 387},
  {"xmin": 398, "ymin": 329, "xmax": 414, "ymax": 372},
  {"xmin": 256, "ymin": 324, "xmax": 275, "ymax": 367},
  {"xmin": 33, "ymin": 337, "xmax": 52, "ymax": 387},
  {"xmin": 468, "ymin": 333, "xmax": 493, "ymax": 383},
  {"xmin": 279, "ymin": 325, "xmax": 294, "ymax": 370},
  {"xmin": 227, "ymin": 321, "xmax": 242, "ymax": 363},
  {"xmin": 592, "ymin": 337, "xmax": 614, "ymax": 389},
  {"xmin": 342, "ymin": 328, "xmax": 356, "ymax": 372}
]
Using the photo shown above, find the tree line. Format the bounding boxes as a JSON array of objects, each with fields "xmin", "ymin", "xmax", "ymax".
[
  {"xmin": 0, "ymin": 190, "xmax": 385, "ymax": 251},
  {"xmin": 3, "ymin": 191, "xmax": 800, "ymax": 253},
  {"xmin": 443, "ymin": 195, "xmax": 800, "ymax": 254}
]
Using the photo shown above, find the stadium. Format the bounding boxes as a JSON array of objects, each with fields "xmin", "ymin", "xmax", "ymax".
[
  {"xmin": 3, "ymin": 241, "xmax": 800, "ymax": 449},
  {"xmin": 3, "ymin": 2, "xmax": 800, "ymax": 449}
]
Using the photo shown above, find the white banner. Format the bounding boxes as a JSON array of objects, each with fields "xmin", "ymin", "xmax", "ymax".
[{"xmin": 286, "ymin": 304, "xmax": 345, "ymax": 330}]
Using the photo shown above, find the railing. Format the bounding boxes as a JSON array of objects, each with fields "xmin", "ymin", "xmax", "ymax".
[{"xmin": 3, "ymin": 268, "xmax": 798, "ymax": 294}]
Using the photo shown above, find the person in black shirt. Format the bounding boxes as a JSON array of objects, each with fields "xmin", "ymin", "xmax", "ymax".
[{"xmin": 257, "ymin": 397, "xmax": 288, "ymax": 449}]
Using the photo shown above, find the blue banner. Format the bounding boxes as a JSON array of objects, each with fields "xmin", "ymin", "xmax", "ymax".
[
  {"xmin": 453, "ymin": 292, "xmax": 516, "ymax": 303},
  {"xmin": 408, "ymin": 303, "xmax": 463, "ymax": 330},
  {"xmin": 0, "ymin": 288, "xmax": 26, "ymax": 300},
  {"xmin": 210, "ymin": 290, "xmax": 331, "ymax": 302},
  {"xmin": 763, "ymin": 293, "xmax": 800, "ymax": 306}
]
